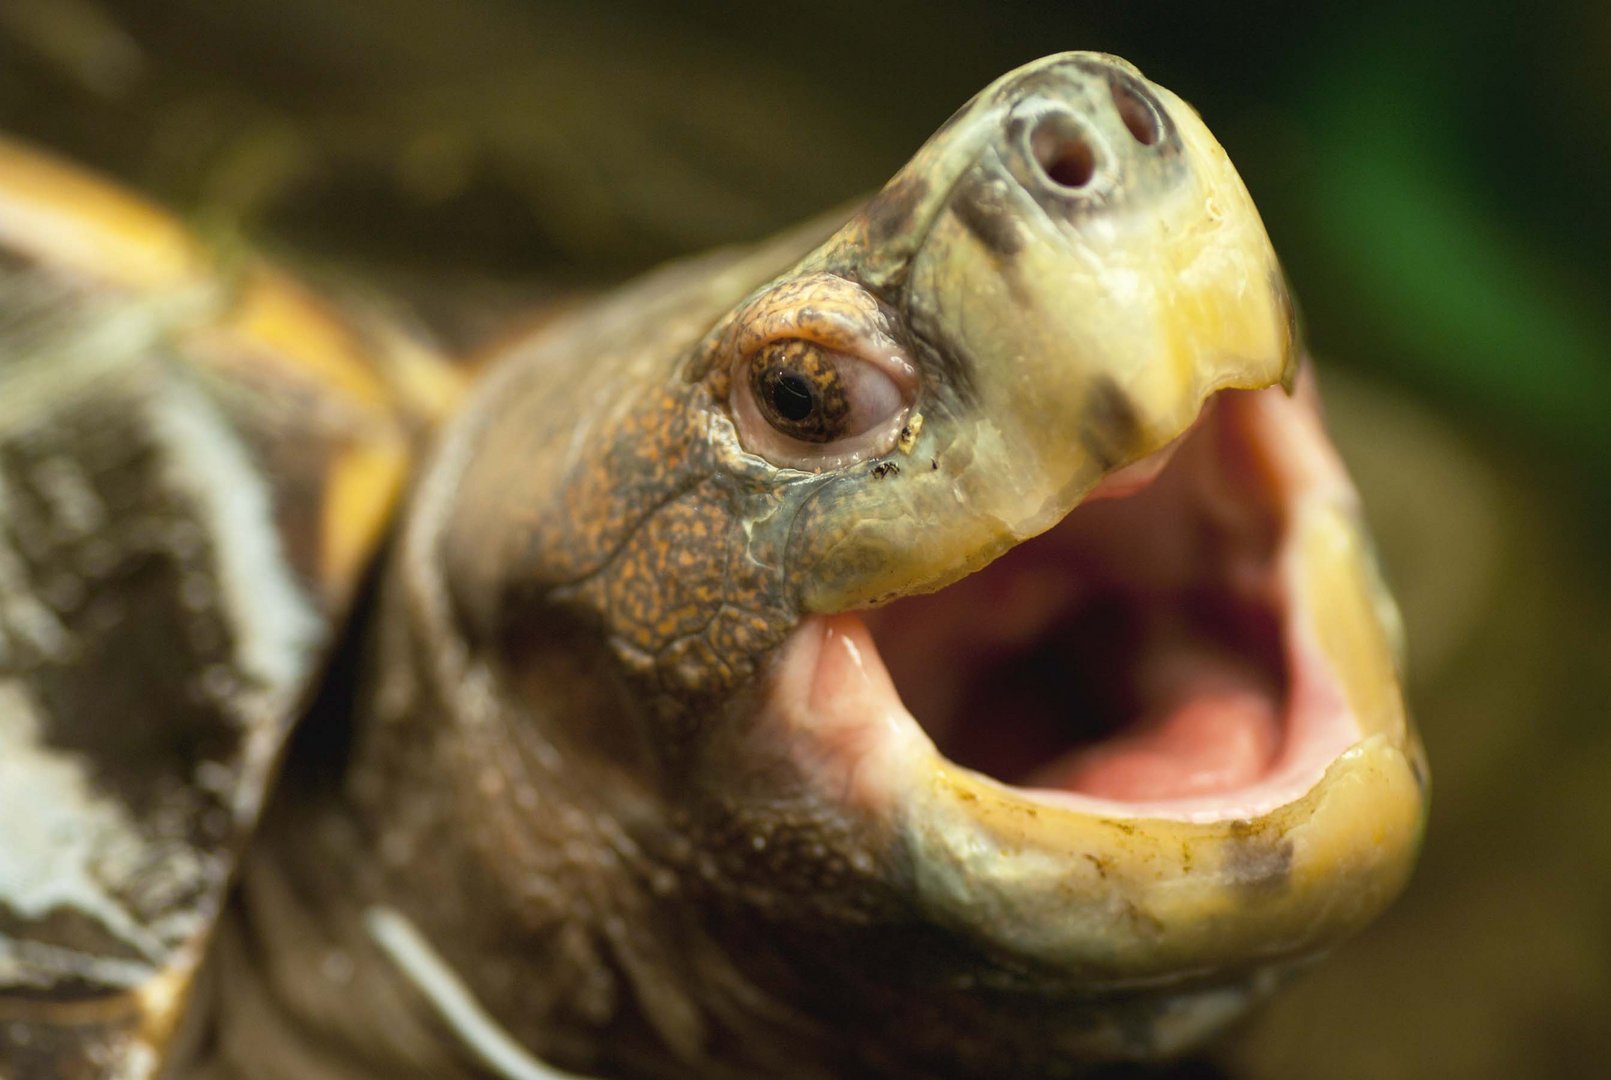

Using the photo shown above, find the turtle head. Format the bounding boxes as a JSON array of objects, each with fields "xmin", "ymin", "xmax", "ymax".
[
  {"xmin": 742, "ymin": 50, "xmax": 1297, "ymax": 607},
  {"xmin": 404, "ymin": 52, "xmax": 1424, "ymax": 1077}
]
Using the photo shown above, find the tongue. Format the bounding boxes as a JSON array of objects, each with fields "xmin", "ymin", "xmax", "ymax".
[{"xmin": 1026, "ymin": 645, "xmax": 1281, "ymax": 800}]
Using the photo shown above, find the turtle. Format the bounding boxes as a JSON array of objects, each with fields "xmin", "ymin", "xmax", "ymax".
[{"xmin": 0, "ymin": 52, "xmax": 1427, "ymax": 1080}]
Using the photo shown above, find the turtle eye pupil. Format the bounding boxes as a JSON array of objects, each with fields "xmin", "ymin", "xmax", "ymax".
[{"xmin": 771, "ymin": 374, "xmax": 815, "ymax": 421}]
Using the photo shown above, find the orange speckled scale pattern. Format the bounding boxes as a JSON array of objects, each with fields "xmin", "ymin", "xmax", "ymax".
[
  {"xmin": 526, "ymin": 388, "xmax": 704, "ymax": 586},
  {"xmin": 725, "ymin": 272, "xmax": 899, "ymax": 360}
]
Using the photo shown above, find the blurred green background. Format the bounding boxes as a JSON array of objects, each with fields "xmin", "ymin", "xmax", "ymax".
[{"xmin": 1, "ymin": 2, "xmax": 1606, "ymax": 1077}]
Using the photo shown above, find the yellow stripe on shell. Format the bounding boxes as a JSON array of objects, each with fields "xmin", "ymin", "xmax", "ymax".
[
  {"xmin": 0, "ymin": 133, "xmax": 203, "ymax": 289},
  {"xmin": 211, "ymin": 268, "xmax": 394, "ymax": 408},
  {"xmin": 0, "ymin": 135, "xmax": 435, "ymax": 416},
  {"xmin": 322, "ymin": 433, "xmax": 412, "ymax": 599}
]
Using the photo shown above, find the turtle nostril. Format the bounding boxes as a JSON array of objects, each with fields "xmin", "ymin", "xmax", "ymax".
[
  {"xmin": 1110, "ymin": 77, "xmax": 1161, "ymax": 147},
  {"xmin": 1030, "ymin": 115, "xmax": 1097, "ymax": 190}
]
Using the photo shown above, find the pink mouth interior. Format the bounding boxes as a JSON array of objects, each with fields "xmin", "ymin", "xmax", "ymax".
[{"xmin": 855, "ymin": 388, "xmax": 1346, "ymax": 809}]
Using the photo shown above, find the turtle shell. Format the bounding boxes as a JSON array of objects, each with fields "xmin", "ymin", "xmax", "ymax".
[{"xmin": 0, "ymin": 136, "xmax": 461, "ymax": 1077}]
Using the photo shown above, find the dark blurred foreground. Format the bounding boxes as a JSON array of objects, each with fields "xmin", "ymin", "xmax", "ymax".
[{"xmin": 1, "ymin": 2, "xmax": 1607, "ymax": 1076}]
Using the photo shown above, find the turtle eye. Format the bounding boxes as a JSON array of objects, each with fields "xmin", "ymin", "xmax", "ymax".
[
  {"xmin": 734, "ymin": 338, "xmax": 911, "ymax": 469},
  {"xmin": 750, "ymin": 340, "xmax": 858, "ymax": 443}
]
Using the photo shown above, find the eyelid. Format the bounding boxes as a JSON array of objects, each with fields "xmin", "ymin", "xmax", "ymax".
[
  {"xmin": 862, "ymin": 345, "xmax": 919, "ymax": 393},
  {"xmin": 727, "ymin": 274, "xmax": 920, "ymax": 400}
]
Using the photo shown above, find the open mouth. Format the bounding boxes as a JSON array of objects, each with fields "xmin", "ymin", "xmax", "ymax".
[{"xmin": 775, "ymin": 378, "xmax": 1368, "ymax": 824}]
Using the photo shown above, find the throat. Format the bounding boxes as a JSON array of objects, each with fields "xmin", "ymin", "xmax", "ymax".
[{"xmin": 901, "ymin": 590, "xmax": 1286, "ymax": 801}]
